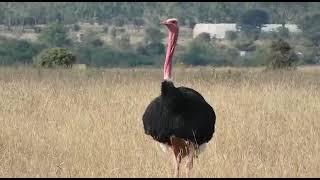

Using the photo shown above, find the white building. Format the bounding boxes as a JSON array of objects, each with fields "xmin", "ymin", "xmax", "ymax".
[
  {"xmin": 193, "ymin": 23, "xmax": 237, "ymax": 39},
  {"xmin": 261, "ymin": 24, "xmax": 301, "ymax": 33},
  {"xmin": 193, "ymin": 23, "xmax": 301, "ymax": 39}
]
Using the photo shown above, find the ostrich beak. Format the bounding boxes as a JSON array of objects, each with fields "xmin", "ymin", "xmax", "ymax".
[{"xmin": 160, "ymin": 21, "xmax": 167, "ymax": 25}]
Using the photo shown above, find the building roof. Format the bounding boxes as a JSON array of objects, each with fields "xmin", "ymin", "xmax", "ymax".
[{"xmin": 193, "ymin": 23, "xmax": 301, "ymax": 39}]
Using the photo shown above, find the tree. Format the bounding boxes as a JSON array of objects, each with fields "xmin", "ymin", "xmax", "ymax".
[
  {"xmin": 38, "ymin": 22, "xmax": 70, "ymax": 47},
  {"xmin": 136, "ymin": 42, "xmax": 165, "ymax": 56},
  {"xmin": 195, "ymin": 32, "xmax": 211, "ymax": 43},
  {"xmin": 298, "ymin": 13, "xmax": 320, "ymax": 64},
  {"xmin": 236, "ymin": 9, "xmax": 270, "ymax": 40},
  {"xmin": 0, "ymin": 2, "xmax": 319, "ymax": 30},
  {"xmin": 0, "ymin": 38, "xmax": 43, "ymax": 65},
  {"xmin": 266, "ymin": 38, "xmax": 298, "ymax": 70},
  {"xmin": 297, "ymin": 13, "xmax": 320, "ymax": 47},
  {"xmin": 33, "ymin": 47, "xmax": 76, "ymax": 68},
  {"xmin": 268, "ymin": 2, "xmax": 299, "ymax": 25},
  {"xmin": 73, "ymin": 23, "xmax": 81, "ymax": 31}
]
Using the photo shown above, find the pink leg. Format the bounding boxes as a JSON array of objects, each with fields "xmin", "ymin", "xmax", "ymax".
[
  {"xmin": 185, "ymin": 143, "xmax": 195, "ymax": 178},
  {"xmin": 172, "ymin": 150, "xmax": 182, "ymax": 178}
]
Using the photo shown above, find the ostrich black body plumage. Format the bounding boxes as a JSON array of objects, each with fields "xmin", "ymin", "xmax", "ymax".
[{"xmin": 142, "ymin": 80, "xmax": 216, "ymax": 146}]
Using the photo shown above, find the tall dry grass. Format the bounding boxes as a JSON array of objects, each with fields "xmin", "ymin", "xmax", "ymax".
[{"xmin": 0, "ymin": 66, "xmax": 319, "ymax": 177}]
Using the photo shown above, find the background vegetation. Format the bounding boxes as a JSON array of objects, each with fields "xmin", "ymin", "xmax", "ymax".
[{"xmin": 1, "ymin": 2, "xmax": 320, "ymax": 68}]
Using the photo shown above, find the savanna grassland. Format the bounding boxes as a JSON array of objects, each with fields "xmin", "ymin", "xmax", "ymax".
[{"xmin": 0, "ymin": 66, "xmax": 319, "ymax": 178}]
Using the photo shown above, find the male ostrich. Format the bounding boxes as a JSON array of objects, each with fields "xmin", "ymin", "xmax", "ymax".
[{"xmin": 142, "ymin": 18, "xmax": 216, "ymax": 178}]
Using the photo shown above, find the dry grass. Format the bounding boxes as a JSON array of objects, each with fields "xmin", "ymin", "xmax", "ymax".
[{"xmin": 0, "ymin": 66, "xmax": 319, "ymax": 177}]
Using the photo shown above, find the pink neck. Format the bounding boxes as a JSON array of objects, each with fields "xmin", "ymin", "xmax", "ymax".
[{"xmin": 164, "ymin": 30, "xmax": 178, "ymax": 81}]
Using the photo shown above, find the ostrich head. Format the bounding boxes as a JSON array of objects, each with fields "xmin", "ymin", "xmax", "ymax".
[{"xmin": 160, "ymin": 18, "xmax": 179, "ymax": 81}]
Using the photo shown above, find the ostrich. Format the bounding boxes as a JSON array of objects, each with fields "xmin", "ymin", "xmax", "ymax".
[{"xmin": 142, "ymin": 18, "xmax": 216, "ymax": 178}]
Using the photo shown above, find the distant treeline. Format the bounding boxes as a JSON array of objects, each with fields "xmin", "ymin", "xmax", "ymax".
[{"xmin": 0, "ymin": 2, "xmax": 319, "ymax": 28}]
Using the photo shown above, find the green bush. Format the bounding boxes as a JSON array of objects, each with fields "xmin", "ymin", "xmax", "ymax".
[
  {"xmin": 236, "ymin": 9, "xmax": 269, "ymax": 40},
  {"xmin": 0, "ymin": 38, "xmax": 44, "ymax": 65},
  {"xmin": 91, "ymin": 38, "xmax": 104, "ymax": 47},
  {"xmin": 33, "ymin": 47, "xmax": 76, "ymax": 68},
  {"xmin": 241, "ymin": 45, "xmax": 268, "ymax": 67},
  {"xmin": 33, "ymin": 26, "xmax": 42, "ymax": 33},
  {"xmin": 103, "ymin": 26, "xmax": 109, "ymax": 33},
  {"xmin": 74, "ymin": 44, "xmax": 155, "ymax": 67},
  {"xmin": 180, "ymin": 39, "xmax": 237, "ymax": 66},
  {"xmin": 136, "ymin": 42, "xmax": 165, "ymax": 56},
  {"xmin": 234, "ymin": 39, "xmax": 256, "ymax": 51},
  {"xmin": 195, "ymin": 32, "xmax": 211, "ymax": 43},
  {"xmin": 299, "ymin": 47, "xmax": 320, "ymax": 65},
  {"xmin": 266, "ymin": 39, "xmax": 299, "ymax": 70},
  {"xmin": 73, "ymin": 24, "xmax": 81, "ymax": 31}
]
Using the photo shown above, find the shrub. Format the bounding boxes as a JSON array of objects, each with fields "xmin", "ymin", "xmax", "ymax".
[
  {"xmin": 241, "ymin": 45, "xmax": 269, "ymax": 67},
  {"xmin": 33, "ymin": 47, "xmax": 76, "ymax": 68},
  {"xmin": 73, "ymin": 24, "xmax": 81, "ymax": 31},
  {"xmin": 234, "ymin": 39, "xmax": 256, "ymax": 51},
  {"xmin": 180, "ymin": 39, "xmax": 233, "ymax": 66},
  {"xmin": 266, "ymin": 39, "xmax": 299, "ymax": 70},
  {"xmin": 236, "ymin": 9, "xmax": 269, "ymax": 40},
  {"xmin": 136, "ymin": 42, "xmax": 164, "ymax": 56},
  {"xmin": 74, "ymin": 43, "xmax": 156, "ymax": 68},
  {"xmin": 33, "ymin": 26, "xmax": 42, "ymax": 33},
  {"xmin": 195, "ymin": 32, "xmax": 211, "ymax": 43},
  {"xmin": 299, "ymin": 47, "xmax": 320, "ymax": 65},
  {"xmin": 103, "ymin": 26, "xmax": 109, "ymax": 33},
  {"xmin": 0, "ymin": 38, "xmax": 44, "ymax": 65}
]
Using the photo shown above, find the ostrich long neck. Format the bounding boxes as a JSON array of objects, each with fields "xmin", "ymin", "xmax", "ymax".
[{"xmin": 164, "ymin": 30, "xmax": 178, "ymax": 80}]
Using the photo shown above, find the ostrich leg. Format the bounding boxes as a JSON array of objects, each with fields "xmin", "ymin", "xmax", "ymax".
[
  {"xmin": 170, "ymin": 136, "xmax": 186, "ymax": 178},
  {"xmin": 185, "ymin": 143, "xmax": 195, "ymax": 178},
  {"xmin": 172, "ymin": 150, "xmax": 182, "ymax": 178}
]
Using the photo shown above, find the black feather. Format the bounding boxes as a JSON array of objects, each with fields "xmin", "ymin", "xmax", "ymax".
[{"xmin": 142, "ymin": 80, "xmax": 216, "ymax": 146}]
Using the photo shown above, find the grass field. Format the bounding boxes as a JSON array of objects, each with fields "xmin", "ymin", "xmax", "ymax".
[{"xmin": 0, "ymin": 66, "xmax": 319, "ymax": 177}]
